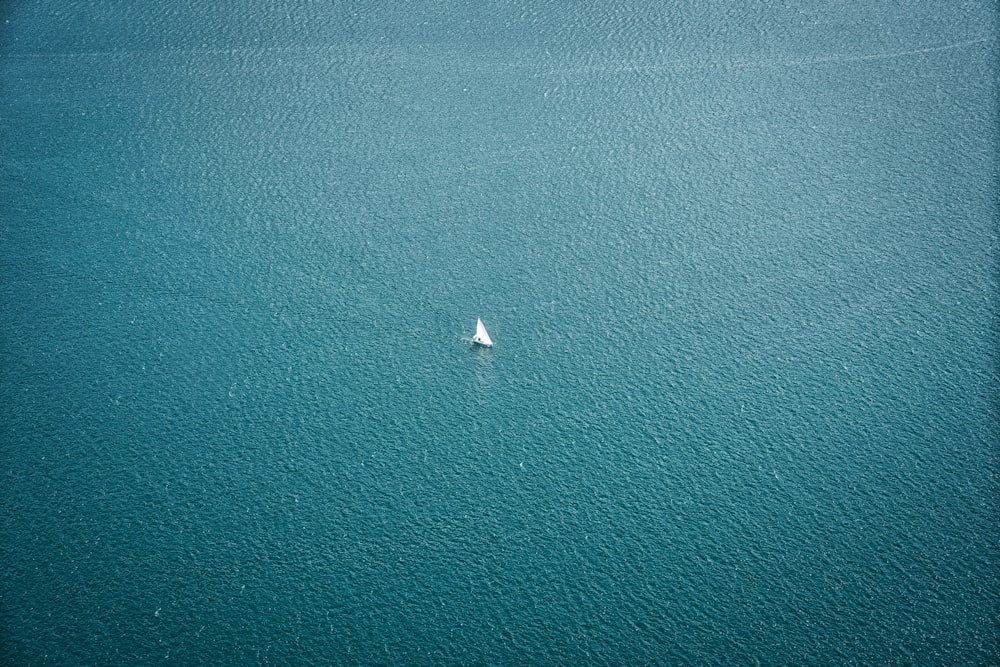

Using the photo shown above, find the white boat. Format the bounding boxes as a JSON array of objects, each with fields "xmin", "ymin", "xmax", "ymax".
[{"xmin": 472, "ymin": 318, "xmax": 493, "ymax": 347}]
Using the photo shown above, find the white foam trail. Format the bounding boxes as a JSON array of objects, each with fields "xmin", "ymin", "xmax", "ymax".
[
  {"xmin": 777, "ymin": 36, "xmax": 993, "ymax": 68},
  {"xmin": 532, "ymin": 35, "xmax": 994, "ymax": 75}
]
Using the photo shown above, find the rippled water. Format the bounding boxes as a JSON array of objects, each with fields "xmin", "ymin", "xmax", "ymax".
[{"xmin": 1, "ymin": 1, "xmax": 997, "ymax": 664}]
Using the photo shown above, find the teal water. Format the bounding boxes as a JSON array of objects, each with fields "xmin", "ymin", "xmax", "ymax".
[{"xmin": 2, "ymin": 2, "xmax": 997, "ymax": 664}]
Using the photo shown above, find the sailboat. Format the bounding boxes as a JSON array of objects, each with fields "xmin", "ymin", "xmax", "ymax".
[{"xmin": 472, "ymin": 318, "xmax": 493, "ymax": 347}]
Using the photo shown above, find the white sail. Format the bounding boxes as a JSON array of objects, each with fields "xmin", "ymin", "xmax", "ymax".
[{"xmin": 472, "ymin": 318, "xmax": 493, "ymax": 347}]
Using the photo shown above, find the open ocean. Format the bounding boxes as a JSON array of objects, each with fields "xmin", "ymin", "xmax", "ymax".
[{"xmin": 1, "ymin": 1, "xmax": 997, "ymax": 664}]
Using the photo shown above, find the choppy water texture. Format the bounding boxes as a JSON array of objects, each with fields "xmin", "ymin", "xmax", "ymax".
[{"xmin": 2, "ymin": 1, "xmax": 998, "ymax": 664}]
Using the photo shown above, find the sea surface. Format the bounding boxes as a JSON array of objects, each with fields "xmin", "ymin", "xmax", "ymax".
[{"xmin": 1, "ymin": 1, "xmax": 997, "ymax": 664}]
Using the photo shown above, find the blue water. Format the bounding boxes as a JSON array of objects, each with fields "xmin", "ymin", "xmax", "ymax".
[{"xmin": 2, "ymin": 2, "xmax": 997, "ymax": 664}]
